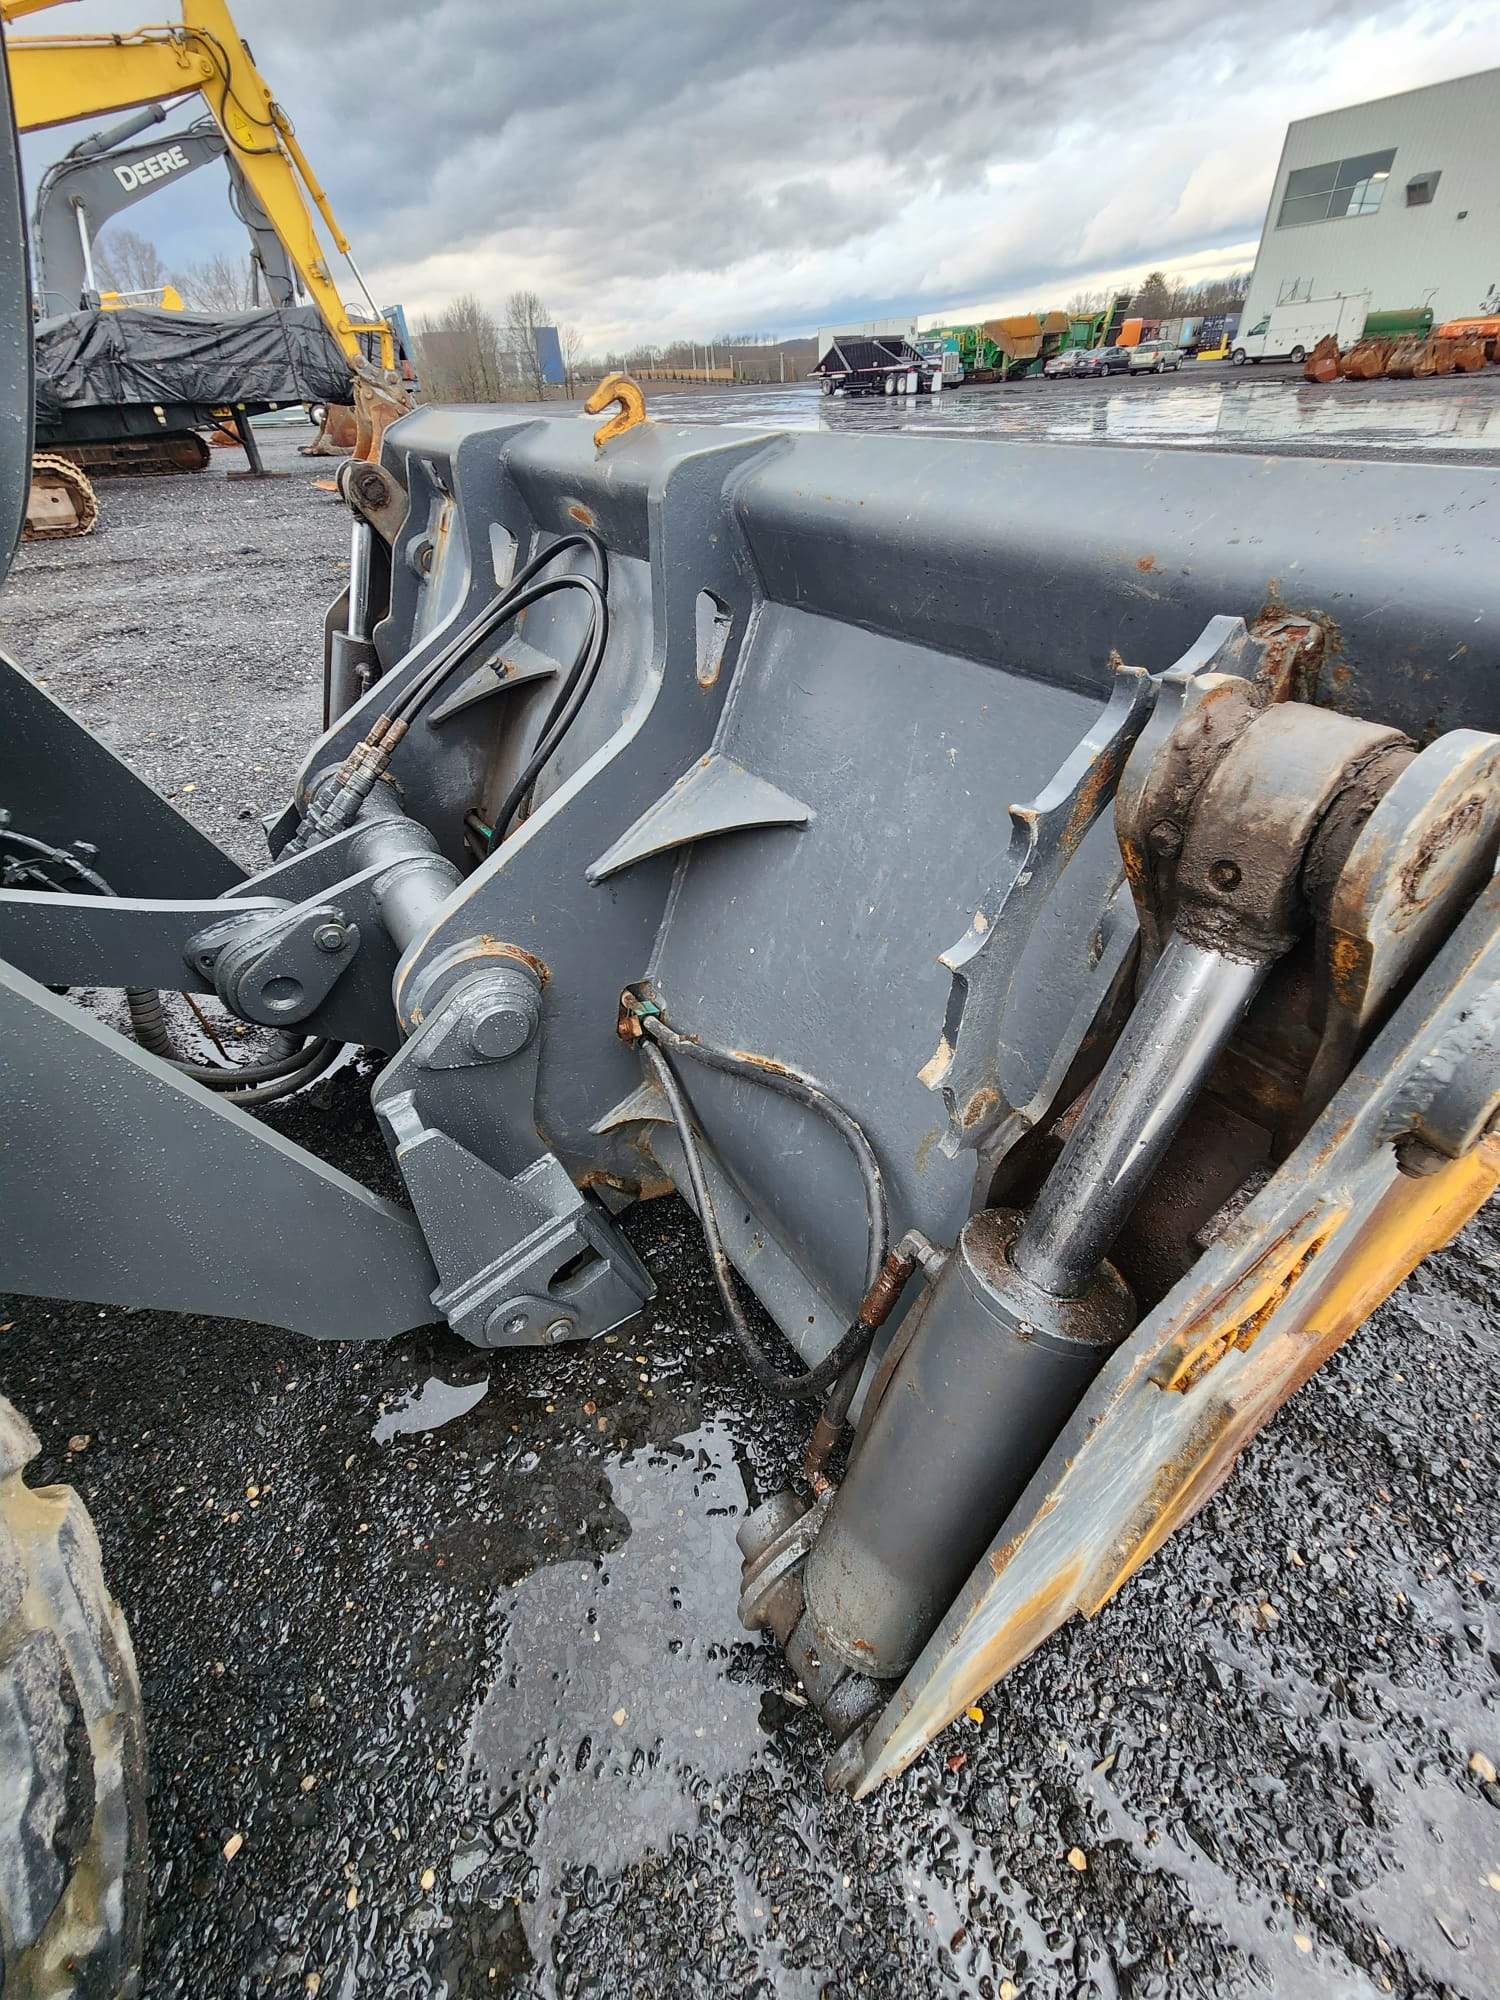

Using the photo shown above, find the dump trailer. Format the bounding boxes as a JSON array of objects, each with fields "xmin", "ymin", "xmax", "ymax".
[{"xmin": 813, "ymin": 332, "xmax": 929, "ymax": 395}]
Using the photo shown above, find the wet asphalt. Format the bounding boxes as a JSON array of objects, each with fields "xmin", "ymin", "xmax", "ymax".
[{"xmin": 2, "ymin": 408, "xmax": 1499, "ymax": 2000}]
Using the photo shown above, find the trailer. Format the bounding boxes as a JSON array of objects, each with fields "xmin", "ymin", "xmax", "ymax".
[{"xmin": 812, "ymin": 333, "xmax": 929, "ymax": 397}]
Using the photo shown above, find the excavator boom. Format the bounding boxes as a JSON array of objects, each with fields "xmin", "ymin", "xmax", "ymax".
[{"xmin": 5, "ymin": 0, "xmax": 392, "ymax": 366}]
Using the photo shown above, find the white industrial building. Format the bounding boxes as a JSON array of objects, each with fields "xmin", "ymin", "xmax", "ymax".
[{"xmin": 1240, "ymin": 67, "xmax": 1500, "ymax": 334}]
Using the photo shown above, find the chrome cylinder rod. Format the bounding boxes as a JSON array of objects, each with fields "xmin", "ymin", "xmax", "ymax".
[
  {"xmin": 1012, "ymin": 933, "xmax": 1270, "ymax": 1300},
  {"xmin": 347, "ymin": 517, "xmax": 374, "ymax": 641}
]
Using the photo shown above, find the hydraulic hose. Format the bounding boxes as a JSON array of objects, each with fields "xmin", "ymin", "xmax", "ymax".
[
  {"xmin": 643, "ymin": 1018, "xmax": 888, "ymax": 1293},
  {"xmin": 0, "ymin": 824, "xmax": 339, "ymax": 1105},
  {"xmin": 638, "ymin": 1015, "xmax": 896, "ymax": 1406},
  {"xmin": 291, "ymin": 533, "xmax": 610, "ymax": 856},
  {"xmin": 1, "ymin": 826, "xmax": 175, "ymax": 1059}
]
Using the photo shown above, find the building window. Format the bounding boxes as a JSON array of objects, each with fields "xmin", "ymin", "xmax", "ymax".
[
  {"xmin": 1277, "ymin": 149, "xmax": 1395, "ymax": 227},
  {"xmin": 1405, "ymin": 171, "xmax": 1441, "ymax": 206}
]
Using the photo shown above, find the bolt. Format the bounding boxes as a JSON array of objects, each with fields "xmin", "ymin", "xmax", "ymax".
[
  {"xmin": 543, "ymin": 1318, "xmax": 574, "ymax": 1344},
  {"xmin": 313, "ymin": 921, "xmax": 347, "ymax": 954},
  {"xmin": 1209, "ymin": 859, "xmax": 1242, "ymax": 892},
  {"xmin": 461, "ymin": 969, "xmax": 542, "ymax": 1060},
  {"xmin": 481, "ymin": 1306, "xmax": 533, "ymax": 1346}
]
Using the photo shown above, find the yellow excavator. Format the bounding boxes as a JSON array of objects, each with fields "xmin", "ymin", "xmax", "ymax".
[{"xmin": 4, "ymin": 0, "xmax": 408, "ymax": 536}]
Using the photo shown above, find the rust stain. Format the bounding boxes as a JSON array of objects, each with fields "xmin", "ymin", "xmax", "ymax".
[
  {"xmin": 961, "ymin": 1085, "xmax": 999, "ymax": 1130},
  {"xmin": 1135, "ymin": 554, "xmax": 1161, "ymax": 574},
  {"xmin": 1152, "ymin": 1221, "xmax": 1339, "ymax": 1394},
  {"xmin": 914, "ymin": 1124, "xmax": 941, "ymax": 1176},
  {"xmin": 1092, "ymin": 1139, "xmax": 1500, "ymax": 1618},
  {"xmin": 1328, "ymin": 929, "xmax": 1371, "ymax": 1010},
  {"xmin": 1248, "ymin": 611, "xmax": 1324, "ymax": 705},
  {"xmin": 1118, "ymin": 832, "xmax": 1149, "ymax": 898},
  {"xmin": 1399, "ymin": 793, "xmax": 1485, "ymax": 908},
  {"xmin": 941, "ymin": 1558, "xmax": 1085, "ymax": 1716},
  {"xmin": 874, "ymin": 1137, "xmax": 1500, "ymax": 1796},
  {"xmin": 1062, "ymin": 744, "xmax": 1122, "ymax": 850},
  {"xmin": 566, "ymin": 500, "xmax": 596, "ymax": 528},
  {"xmin": 471, "ymin": 936, "xmax": 551, "ymax": 984},
  {"xmin": 726, "ymin": 1047, "xmax": 798, "ymax": 1079},
  {"xmin": 1078, "ymin": 1400, "xmax": 1239, "ymax": 1617}
]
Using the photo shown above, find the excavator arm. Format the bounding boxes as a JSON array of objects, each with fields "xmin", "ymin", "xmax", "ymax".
[{"xmin": 4, "ymin": 0, "xmax": 392, "ymax": 365}]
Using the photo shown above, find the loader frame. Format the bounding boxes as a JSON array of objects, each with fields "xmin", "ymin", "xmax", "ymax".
[{"xmin": 3, "ymin": 407, "xmax": 1497, "ymax": 1790}]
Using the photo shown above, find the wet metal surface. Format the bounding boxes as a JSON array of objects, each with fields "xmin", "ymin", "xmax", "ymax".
[
  {"xmin": 660, "ymin": 364, "xmax": 1500, "ymax": 464},
  {"xmin": 1, "ymin": 430, "xmax": 1498, "ymax": 1997}
]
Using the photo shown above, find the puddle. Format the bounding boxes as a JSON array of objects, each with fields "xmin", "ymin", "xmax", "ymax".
[
  {"xmin": 373, "ymin": 1373, "xmax": 489, "ymax": 1443},
  {"xmin": 465, "ymin": 1420, "xmax": 765, "ymax": 1956},
  {"xmin": 642, "ymin": 373, "xmax": 1500, "ymax": 457}
]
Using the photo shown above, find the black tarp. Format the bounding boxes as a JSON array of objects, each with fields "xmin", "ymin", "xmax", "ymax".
[{"xmin": 33, "ymin": 303, "xmax": 353, "ymax": 420}]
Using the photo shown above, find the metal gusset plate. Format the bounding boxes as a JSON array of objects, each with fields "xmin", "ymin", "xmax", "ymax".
[
  {"xmin": 841, "ymin": 871, "xmax": 1500, "ymax": 1795},
  {"xmin": 924, "ymin": 657, "xmax": 1155, "ymax": 1160},
  {"xmin": 586, "ymin": 752, "xmax": 811, "ymax": 883}
]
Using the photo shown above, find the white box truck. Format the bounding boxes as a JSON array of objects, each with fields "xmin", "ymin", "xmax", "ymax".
[{"xmin": 1230, "ymin": 294, "xmax": 1369, "ymax": 366}]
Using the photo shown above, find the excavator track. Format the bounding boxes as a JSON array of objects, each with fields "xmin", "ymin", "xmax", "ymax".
[
  {"xmin": 66, "ymin": 431, "xmax": 212, "ymax": 478},
  {"xmin": 23, "ymin": 452, "xmax": 99, "ymax": 540}
]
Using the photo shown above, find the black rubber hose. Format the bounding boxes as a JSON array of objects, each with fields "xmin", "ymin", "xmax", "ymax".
[
  {"xmin": 486, "ymin": 576, "xmax": 608, "ymax": 844},
  {"xmin": 215, "ymin": 1037, "xmax": 342, "ymax": 1106},
  {"xmin": 643, "ymin": 1018, "xmax": 888, "ymax": 1294},
  {"xmin": 0, "ymin": 827, "xmax": 117, "ymax": 896},
  {"xmin": 124, "ymin": 988, "xmax": 175, "ymax": 1059},
  {"xmin": 166, "ymin": 1038, "xmax": 332, "ymax": 1089},
  {"xmin": 0, "ymin": 829, "xmax": 177, "ymax": 1060},
  {"xmin": 0, "ymin": 825, "xmax": 338, "ymax": 1103},
  {"xmin": 640, "ymin": 1037, "xmax": 885, "ymax": 1403},
  {"xmin": 393, "ymin": 531, "xmax": 608, "ymax": 727}
]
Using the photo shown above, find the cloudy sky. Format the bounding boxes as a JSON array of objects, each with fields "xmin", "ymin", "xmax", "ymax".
[{"xmin": 16, "ymin": 0, "xmax": 1500, "ymax": 348}]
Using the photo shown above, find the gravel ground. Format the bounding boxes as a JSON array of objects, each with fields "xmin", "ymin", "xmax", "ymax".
[{"xmin": 2, "ymin": 420, "xmax": 1498, "ymax": 2000}]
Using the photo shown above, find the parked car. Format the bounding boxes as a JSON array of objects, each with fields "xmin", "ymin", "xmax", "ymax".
[
  {"xmin": 1127, "ymin": 341, "xmax": 1181, "ymax": 374},
  {"xmin": 1042, "ymin": 349, "xmax": 1091, "ymax": 379},
  {"xmin": 1082, "ymin": 346, "xmax": 1130, "ymax": 376}
]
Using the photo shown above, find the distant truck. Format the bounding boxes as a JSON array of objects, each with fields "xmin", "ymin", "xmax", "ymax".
[
  {"xmin": 1231, "ymin": 295, "xmax": 1369, "ymax": 367},
  {"xmin": 913, "ymin": 333, "xmax": 963, "ymax": 387}
]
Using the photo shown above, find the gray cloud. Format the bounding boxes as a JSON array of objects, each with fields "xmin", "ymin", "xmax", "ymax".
[{"xmin": 21, "ymin": 0, "xmax": 1498, "ymax": 343}]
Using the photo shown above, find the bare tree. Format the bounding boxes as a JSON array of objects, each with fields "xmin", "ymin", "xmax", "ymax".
[
  {"xmin": 1165, "ymin": 269, "xmax": 1249, "ymax": 316},
  {"xmin": 504, "ymin": 288, "xmax": 550, "ymax": 400},
  {"xmin": 1064, "ymin": 288, "xmax": 1109, "ymax": 317},
  {"xmin": 173, "ymin": 251, "xmax": 258, "ymax": 313},
  {"xmin": 92, "ymin": 226, "xmax": 171, "ymax": 297},
  {"xmin": 414, "ymin": 292, "xmax": 509, "ymax": 403},
  {"xmin": 559, "ymin": 322, "xmax": 585, "ymax": 395}
]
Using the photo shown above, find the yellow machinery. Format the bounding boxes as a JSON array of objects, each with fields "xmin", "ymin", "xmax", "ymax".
[
  {"xmin": 100, "ymin": 282, "xmax": 184, "ymax": 310},
  {"xmin": 5, "ymin": 0, "xmax": 408, "ymax": 532},
  {"xmin": 5, "ymin": 0, "xmax": 393, "ymax": 367}
]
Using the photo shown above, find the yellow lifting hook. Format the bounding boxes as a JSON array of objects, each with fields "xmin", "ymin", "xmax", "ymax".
[{"xmin": 584, "ymin": 372, "xmax": 649, "ymax": 450}]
